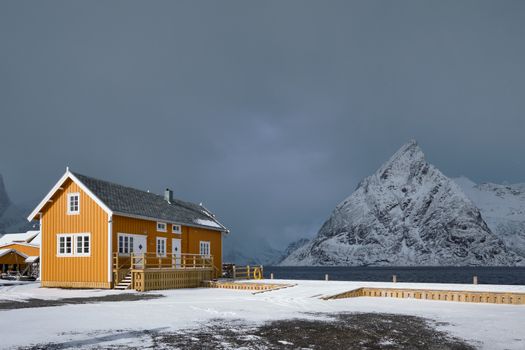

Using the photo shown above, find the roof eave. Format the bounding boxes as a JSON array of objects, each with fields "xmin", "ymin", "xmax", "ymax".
[{"xmin": 112, "ymin": 211, "xmax": 228, "ymax": 233}]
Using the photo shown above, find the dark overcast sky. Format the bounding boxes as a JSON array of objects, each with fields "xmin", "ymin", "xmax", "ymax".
[{"xmin": 1, "ymin": 1, "xmax": 524, "ymax": 253}]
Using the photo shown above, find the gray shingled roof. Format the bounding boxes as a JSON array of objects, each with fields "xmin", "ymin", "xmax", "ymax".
[{"xmin": 72, "ymin": 172, "xmax": 227, "ymax": 232}]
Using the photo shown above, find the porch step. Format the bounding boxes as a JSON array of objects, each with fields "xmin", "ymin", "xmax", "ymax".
[{"xmin": 114, "ymin": 272, "xmax": 132, "ymax": 290}]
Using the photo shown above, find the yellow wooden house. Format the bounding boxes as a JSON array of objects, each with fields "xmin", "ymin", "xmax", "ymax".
[{"xmin": 28, "ymin": 169, "xmax": 228, "ymax": 290}]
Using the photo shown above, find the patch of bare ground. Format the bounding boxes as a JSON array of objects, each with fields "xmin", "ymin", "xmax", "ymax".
[
  {"xmin": 0, "ymin": 293, "xmax": 163, "ymax": 310},
  {"xmin": 155, "ymin": 313, "xmax": 474, "ymax": 349},
  {"xmin": 19, "ymin": 313, "xmax": 476, "ymax": 349}
]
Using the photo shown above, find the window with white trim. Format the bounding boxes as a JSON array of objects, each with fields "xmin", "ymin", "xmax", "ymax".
[
  {"xmin": 57, "ymin": 233, "xmax": 90, "ymax": 256},
  {"xmin": 199, "ymin": 241, "xmax": 210, "ymax": 257},
  {"xmin": 157, "ymin": 222, "xmax": 167, "ymax": 232},
  {"xmin": 118, "ymin": 234, "xmax": 135, "ymax": 255},
  {"xmin": 67, "ymin": 193, "xmax": 80, "ymax": 214},
  {"xmin": 75, "ymin": 234, "xmax": 90, "ymax": 255},
  {"xmin": 172, "ymin": 224, "xmax": 181, "ymax": 234},
  {"xmin": 58, "ymin": 235, "xmax": 72, "ymax": 255},
  {"xmin": 156, "ymin": 237, "xmax": 166, "ymax": 257}
]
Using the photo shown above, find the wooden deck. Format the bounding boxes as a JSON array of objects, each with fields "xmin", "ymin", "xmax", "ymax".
[
  {"xmin": 113, "ymin": 252, "xmax": 216, "ymax": 291},
  {"xmin": 323, "ymin": 286, "xmax": 525, "ymax": 305},
  {"xmin": 205, "ymin": 280, "xmax": 294, "ymax": 293}
]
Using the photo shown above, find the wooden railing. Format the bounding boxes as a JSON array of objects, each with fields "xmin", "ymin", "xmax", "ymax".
[
  {"xmin": 230, "ymin": 265, "xmax": 264, "ymax": 280},
  {"xmin": 113, "ymin": 253, "xmax": 214, "ymax": 271}
]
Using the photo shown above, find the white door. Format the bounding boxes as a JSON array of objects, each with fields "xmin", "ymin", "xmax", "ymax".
[
  {"xmin": 133, "ymin": 235, "xmax": 147, "ymax": 268},
  {"xmin": 172, "ymin": 238, "xmax": 181, "ymax": 268}
]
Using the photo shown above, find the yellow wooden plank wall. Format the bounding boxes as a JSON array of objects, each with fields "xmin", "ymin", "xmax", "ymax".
[
  {"xmin": 112, "ymin": 215, "xmax": 181, "ymax": 256},
  {"xmin": 186, "ymin": 226, "xmax": 222, "ymax": 273},
  {"xmin": 112, "ymin": 215, "xmax": 222, "ymax": 273},
  {"xmin": 41, "ymin": 179, "xmax": 109, "ymax": 287}
]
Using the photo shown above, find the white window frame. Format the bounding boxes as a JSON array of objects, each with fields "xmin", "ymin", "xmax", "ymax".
[
  {"xmin": 57, "ymin": 234, "xmax": 73, "ymax": 256},
  {"xmin": 172, "ymin": 224, "xmax": 181, "ymax": 234},
  {"xmin": 156, "ymin": 237, "xmax": 167, "ymax": 257},
  {"xmin": 57, "ymin": 233, "xmax": 90, "ymax": 257},
  {"xmin": 117, "ymin": 233, "xmax": 136, "ymax": 256},
  {"xmin": 75, "ymin": 234, "xmax": 91, "ymax": 256},
  {"xmin": 156, "ymin": 222, "xmax": 167, "ymax": 232},
  {"xmin": 199, "ymin": 241, "xmax": 211, "ymax": 257},
  {"xmin": 67, "ymin": 192, "xmax": 80, "ymax": 215}
]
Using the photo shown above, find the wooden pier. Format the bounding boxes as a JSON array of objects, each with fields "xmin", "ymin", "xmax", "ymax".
[
  {"xmin": 323, "ymin": 287, "xmax": 525, "ymax": 305},
  {"xmin": 205, "ymin": 280, "xmax": 295, "ymax": 293}
]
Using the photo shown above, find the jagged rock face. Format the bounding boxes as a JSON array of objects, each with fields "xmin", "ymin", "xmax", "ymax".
[
  {"xmin": 281, "ymin": 141, "xmax": 523, "ymax": 266},
  {"xmin": 455, "ymin": 177, "xmax": 525, "ymax": 257}
]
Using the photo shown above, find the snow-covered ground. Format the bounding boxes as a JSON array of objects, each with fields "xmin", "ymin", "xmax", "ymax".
[{"xmin": 0, "ymin": 279, "xmax": 524, "ymax": 349}]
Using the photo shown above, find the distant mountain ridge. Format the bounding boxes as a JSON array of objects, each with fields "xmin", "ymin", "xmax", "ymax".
[
  {"xmin": 224, "ymin": 238, "xmax": 284, "ymax": 265},
  {"xmin": 280, "ymin": 141, "xmax": 523, "ymax": 266},
  {"xmin": 0, "ymin": 174, "xmax": 11, "ymax": 215},
  {"xmin": 0, "ymin": 174, "xmax": 32, "ymax": 234}
]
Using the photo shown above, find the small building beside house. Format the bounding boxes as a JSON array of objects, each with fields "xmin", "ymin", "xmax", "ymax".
[
  {"xmin": 27, "ymin": 169, "xmax": 228, "ymax": 290},
  {"xmin": 0, "ymin": 230, "xmax": 40, "ymax": 278}
]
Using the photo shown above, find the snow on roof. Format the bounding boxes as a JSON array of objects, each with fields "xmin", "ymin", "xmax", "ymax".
[
  {"xmin": 29, "ymin": 232, "xmax": 41, "ymax": 246},
  {"xmin": 0, "ymin": 231, "xmax": 40, "ymax": 246},
  {"xmin": 25, "ymin": 256, "xmax": 39, "ymax": 263},
  {"xmin": 193, "ymin": 219, "xmax": 222, "ymax": 229}
]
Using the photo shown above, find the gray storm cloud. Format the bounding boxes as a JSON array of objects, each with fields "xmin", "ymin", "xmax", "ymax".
[{"xmin": 1, "ymin": 1, "xmax": 524, "ymax": 254}]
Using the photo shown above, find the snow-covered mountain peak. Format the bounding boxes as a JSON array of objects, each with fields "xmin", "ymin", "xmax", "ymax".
[
  {"xmin": 375, "ymin": 139, "xmax": 425, "ymax": 183},
  {"xmin": 281, "ymin": 141, "xmax": 522, "ymax": 266}
]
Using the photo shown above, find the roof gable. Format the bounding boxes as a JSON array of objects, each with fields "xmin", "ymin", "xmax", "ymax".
[{"xmin": 27, "ymin": 170, "xmax": 112, "ymax": 221}]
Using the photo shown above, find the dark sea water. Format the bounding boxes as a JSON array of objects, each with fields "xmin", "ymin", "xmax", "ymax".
[{"xmin": 263, "ymin": 266, "xmax": 525, "ymax": 285}]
